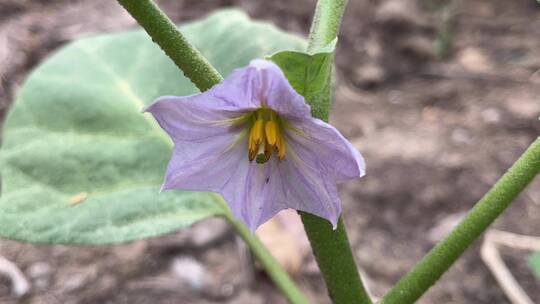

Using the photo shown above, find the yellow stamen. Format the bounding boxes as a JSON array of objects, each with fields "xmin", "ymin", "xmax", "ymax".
[
  {"xmin": 247, "ymin": 109, "xmax": 287, "ymax": 163},
  {"xmin": 276, "ymin": 135, "xmax": 286, "ymax": 161},
  {"xmin": 249, "ymin": 148, "xmax": 258, "ymax": 162},
  {"xmin": 248, "ymin": 135, "xmax": 257, "ymax": 161},
  {"xmin": 264, "ymin": 120, "xmax": 278, "ymax": 146},
  {"xmin": 251, "ymin": 118, "xmax": 264, "ymax": 145},
  {"xmin": 264, "ymin": 138, "xmax": 274, "ymax": 159},
  {"xmin": 248, "ymin": 117, "xmax": 265, "ymax": 161}
]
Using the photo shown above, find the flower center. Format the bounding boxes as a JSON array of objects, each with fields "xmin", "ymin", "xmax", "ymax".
[{"xmin": 247, "ymin": 108, "xmax": 286, "ymax": 163}]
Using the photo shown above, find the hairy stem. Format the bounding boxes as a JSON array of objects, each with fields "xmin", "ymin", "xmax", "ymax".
[
  {"xmin": 307, "ymin": 0, "xmax": 347, "ymax": 54},
  {"xmin": 381, "ymin": 137, "xmax": 540, "ymax": 304},
  {"xmin": 301, "ymin": 1, "xmax": 373, "ymax": 303},
  {"xmin": 117, "ymin": 0, "xmax": 223, "ymax": 91},
  {"xmin": 300, "ymin": 214, "xmax": 373, "ymax": 304}
]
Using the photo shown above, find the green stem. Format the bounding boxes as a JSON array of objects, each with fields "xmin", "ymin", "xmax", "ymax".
[
  {"xmin": 300, "ymin": 214, "xmax": 373, "ymax": 304},
  {"xmin": 307, "ymin": 0, "xmax": 347, "ymax": 53},
  {"xmin": 116, "ymin": 0, "xmax": 223, "ymax": 91},
  {"xmin": 301, "ymin": 1, "xmax": 372, "ymax": 303},
  {"xmin": 381, "ymin": 137, "xmax": 540, "ymax": 304},
  {"xmin": 226, "ymin": 213, "xmax": 309, "ymax": 304}
]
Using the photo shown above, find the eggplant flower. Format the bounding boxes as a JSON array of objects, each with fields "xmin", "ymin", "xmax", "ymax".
[{"xmin": 145, "ymin": 59, "xmax": 365, "ymax": 231}]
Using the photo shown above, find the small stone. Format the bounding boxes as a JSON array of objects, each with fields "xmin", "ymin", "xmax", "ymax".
[
  {"xmin": 457, "ymin": 47, "xmax": 493, "ymax": 73},
  {"xmin": 191, "ymin": 218, "xmax": 230, "ymax": 246},
  {"xmin": 451, "ymin": 128, "xmax": 473, "ymax": 144},
  {"xmin": 352, "ymin": 64, "xmax": 386, "ymax": 89},
  {"xmin": 376, "ymin": 0, "xmax": 428, "ymax": 28},
  {"xmin": 481, "ymin": 108, "xmax": 501, "ymax": 123},
  {"xmin": 399, "ymin": 35, "xmax": 436, "ymax": 60},
  {"xmin": 61, "ymin": 273, "xmax": 89, "ymax": 293},
  {"xmin": 27, "ymin": 262, "xmax": 51, "ymax": 279},
  {"xmin": 27, "ymin": 262, "xmax": 52, "ymax": 289},
  {"xmin": 171, "ymin": 256, "xmax": 208, "ymax": 291},
  {"xmin": 388, "ymin": 90, "xmax": 404, "ymax": 105},
  {"xmin": 505, "ymin": 94, "xmax": 540, "ymax": 119},
  {"xmin": 58, "ymin": 266, "xmax": 98, "ymax": 293}
]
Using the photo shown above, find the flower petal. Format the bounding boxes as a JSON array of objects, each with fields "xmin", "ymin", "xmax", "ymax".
[
  {"xmin": 220, "ymin": 156, "xmax": 288, "ymax": 231},
  {"xmin": 162, "ymin": 139, "xmax": 247, "ymax": 193},
  {"xmin": 278, "ymin": 153, "xmax": 342, "ymax": 228},
  {"xmin": 286, "ymin": 117, "xmax": 365, "ymax": 183},
  {"xmin": 219, "ymin": 150, "xmax": 343, "ymax": 230},
  {"xmin": 249, "ymin": 59, "xmax": 311, "ymax": 119},
  {"xmin": 209, "ymin": 64, "xmax": 262, "ymax": 111},
  {"xmin": 209, "ymin": 59, "xmax": 312, "ymax": 119},
  {"xmin": 145, "ymin": 95, "xmax": 247, "ymax": 192}
]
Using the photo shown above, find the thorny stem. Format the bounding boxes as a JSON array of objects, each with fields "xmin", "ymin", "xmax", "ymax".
[
  {"xmin": 118, "ymin": 1, "xmax": 308, "ymax": 302},
  {"xmin": 300, "ymin": 1, "xmax": 373, "ymax": 304},
  {"xmin": 381, "ymin": 137, "xmax": 540, "ymax": 304},
  {"xmin": 116, "ymin": 0, "xmax": 223, "ymax": 91}
]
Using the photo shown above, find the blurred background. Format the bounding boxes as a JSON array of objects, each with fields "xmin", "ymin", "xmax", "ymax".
[{"xmin": 0, "ymin": 0, "xmax": 539, "ymax": 303}]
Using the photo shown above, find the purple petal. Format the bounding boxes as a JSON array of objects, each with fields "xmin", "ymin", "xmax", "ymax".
[
  {"xmin": 209, "ymin": 59, "xmax": 311, "ymax": 119},
  {"xmin": 287, "ymin": 117, "xmax": 365, "ymax": 183},
  {"xmin": 221, "ymin": 148, "xmax": 346, "ymax": 230},
  {"xmin": 245, "ymin": 116, "xmax": 366, "ymax": 229},
  {"xmin": 249, "ymin": 59, "xmax": 311, "ymax": 119},
  {"xmin": 149, "ymin": 60, "xmax": 310, "ymax": 119},
  {"xmin": 220, "ymin": 155, "xmax": 288, "ymax": 231},
  {"xmin": 145, "ymin": 95, "xmax": 237, "ymax": 142},
  {"xmin": 209, "ymin": 64, "xmax": 262, "ymax": 111},
  {"xmin": 277, "ymin": 155, "xmax": 342, "ymax": 228},
  {"xmin": 218, "ymin": 144, "xmax": 349, "ymax": 230},
  {"xmin": 145, "ymin": 95, "xmax": 246, "ymax": 192}
]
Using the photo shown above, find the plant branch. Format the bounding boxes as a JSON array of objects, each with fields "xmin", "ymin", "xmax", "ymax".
[
  {"xmin": 381, "ymin": 137, "xmax": 540, "ymax": 304},
  {"xmin": 300, "ymin": 1, "xmax": 373, "ymax": 303},
  {"xmin": 307, "ymin": 0, "xmax": 347, "ymax": 53},
  {"xmin": 117, "ymin": 0, "xmax": 223, "ymax": 91},
  {"xmin": 300, "ymin": 214, "xmax": 373, "ymax": 304}
]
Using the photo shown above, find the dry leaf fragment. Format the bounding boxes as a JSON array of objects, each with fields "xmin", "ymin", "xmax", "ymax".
[{"xmin": 69, "ymin": 192, "xmax": 88, "ymax": 205}]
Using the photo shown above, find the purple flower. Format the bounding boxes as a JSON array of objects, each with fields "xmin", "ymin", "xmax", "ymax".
[{"xmin": 145, "ymin": 59, "xmax": 365, "ymax": 231}]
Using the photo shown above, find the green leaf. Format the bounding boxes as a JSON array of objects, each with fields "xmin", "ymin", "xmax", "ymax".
[
  {"xmin": 269, "ymin": 38, "xmax": 336, "ymax": 120},
  {"xmin": 528, "ymin": 251, "xmax": 540, "ymax": 279},
  {"xmin": 0, "ymin": 9, "xmax": 306, "ymax": 245}
]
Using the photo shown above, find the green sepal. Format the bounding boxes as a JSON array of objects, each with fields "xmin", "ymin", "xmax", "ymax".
[{"xmin": 269, "ymin": 38, "xmax": 337, "ymax": 119}]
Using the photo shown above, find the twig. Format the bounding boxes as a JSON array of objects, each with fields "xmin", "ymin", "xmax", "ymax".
[
  {"xmin": 0, "ymin": 255, "xmax": 30, "ymax": 297},
  {"xmin": 481, "ymin": 230, "xmax": 540, "ymax": 304},
  {"xmin": 381, "ymin": 138, "xmax": 540, "ymax": 304}
]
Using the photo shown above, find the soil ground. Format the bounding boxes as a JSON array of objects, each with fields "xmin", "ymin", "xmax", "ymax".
[{"xmin": 0, "ymin": 0, "xmax": 539, "ymax": 303}]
